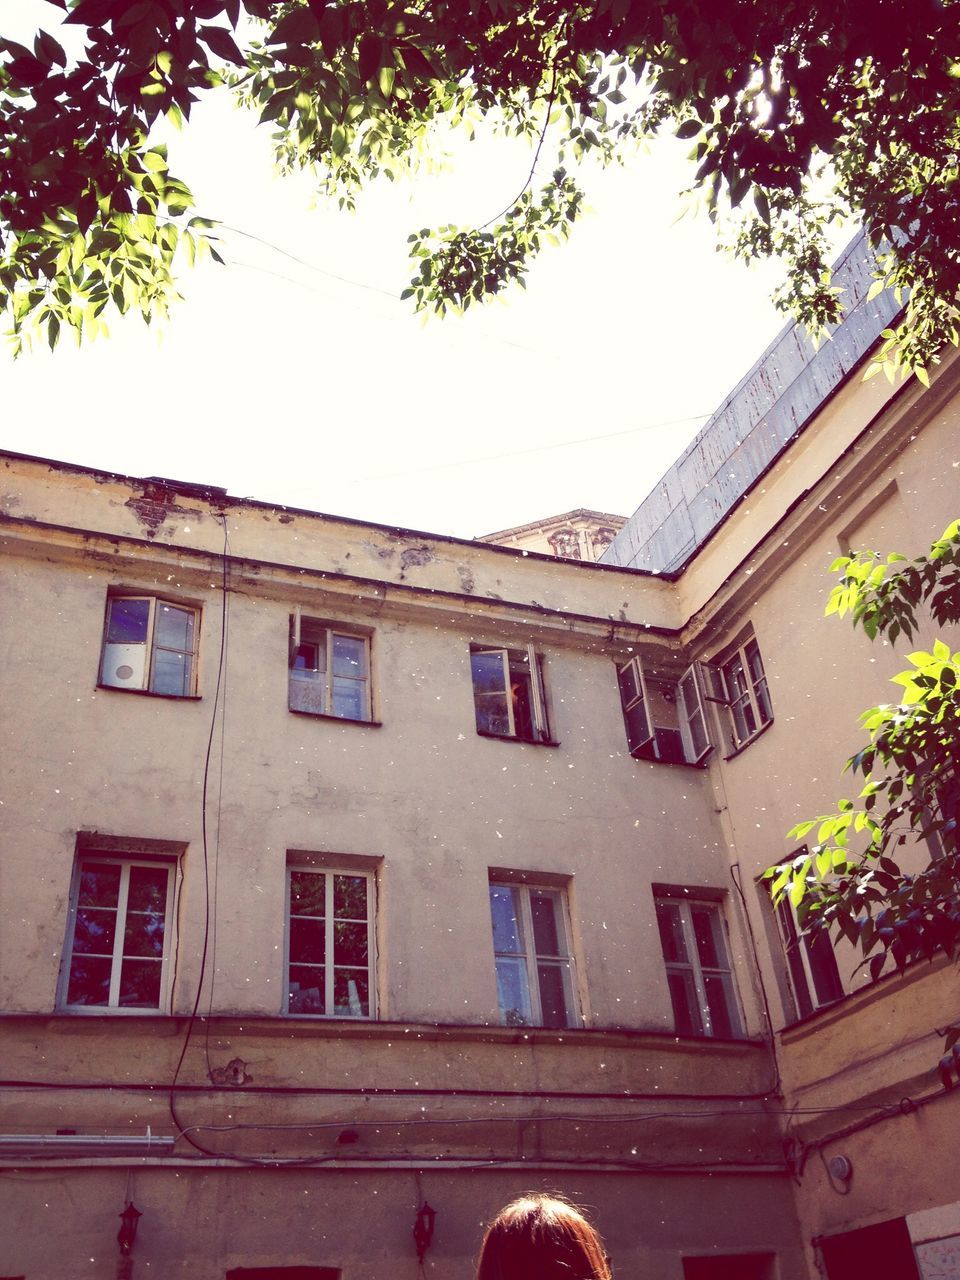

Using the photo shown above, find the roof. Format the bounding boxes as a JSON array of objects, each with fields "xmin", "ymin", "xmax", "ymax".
[{"xmin": 601, "ymin": 231, "xmax": 903, "ymax": 573}]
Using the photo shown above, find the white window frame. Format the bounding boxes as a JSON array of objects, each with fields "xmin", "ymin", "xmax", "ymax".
[
  {"xmin": 288, "ymin": 610, "xmax": 372, "ymax": 722},
  {"xmin": 488, "ymin": 881, "xmax": 579, "ymax": 1028},
  {"xmin": 654, "ymin": 894, "xmax": 743, "ymax": 1038},
  {"xmin": 773, "ymin": 890, "xmax": 844, "ymax": 1020},
  {"xmin": 284, "ymin": 866, "xmax": 377, "ymax": 1019},
  {"xmin": 707, "ymin": 636, "xmax": 773, "ymax": 749},
  {"xmin": 617, "ymin": 656, "xmax": 711, "ymax": 765},
  {"xmin": 470, "ymin": 644, "xmax": 550, "ymax": 743},
  {"xmin": 99, "ymin": 594, "xmax": 199, "ymax": 696},
  {"xmin": 59, "ymin": 855, "xmax": 176, "ymax": 1014}
]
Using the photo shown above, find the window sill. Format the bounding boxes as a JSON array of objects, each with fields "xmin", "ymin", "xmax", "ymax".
[
  {"xmin": 723, "ymin": 717, "xmax": 774, "ymax": 760},
  {"xmin": 476, "ymin": 731, "xmax": 560, "ymax": 748},
  {"xmin": 631, "ymin": 750, "xmax": 711, "ymax": 770},
  {"xmin": 288, "ymin": 708, "xmax": 382, "ymax": 727},
  {"xmin": 283, "ymin": 1012, "xmax": 375, "ymax": 1021},
  {"xmin": 96, "ymin": 684, "xmax": 201, "ymax": 702},
  {"xmin": 57, "ymin": 1005, "xmax": 166, "ymax": 1016}
]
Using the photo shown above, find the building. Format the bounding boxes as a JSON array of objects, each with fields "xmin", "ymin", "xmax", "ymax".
[
  {"xmin": 477, "ymin": 509, "xmax": 625, "ymax": 561},
  {"xmin": 1, "ymin": 236, "xmax": 958, "ymax": 1280}
]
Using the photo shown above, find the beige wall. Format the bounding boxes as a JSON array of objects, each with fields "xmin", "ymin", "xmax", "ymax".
[{"xmin": 2, "ymin": 347, "xmax": 960, "ymax": 1279}]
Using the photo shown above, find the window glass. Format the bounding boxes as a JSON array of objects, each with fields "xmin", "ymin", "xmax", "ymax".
[
  {"xmin": 106, "ymin": 598, "xmax": 150, "ymax": 644},
  {"xmin": 63, "ymin": 858, "xmax": 173, "ymax": 1011},
  {"xmin": 471, "ymin": 650, "xmax": 511, "ymax": 736},
  {"xmin": 101, "ymin": 596, "xmax": 198, "ymax": 696},
  {"xmin": 331, "ymin": 677, "xmax": 365, "ymax": 720},
  {"xmin": 617, "ymin": 660, "xmax": 640, "ymax": 706},
  {"xmin": 152, "ymin": 648, "xmax": 192, "ymax": 697},
  {"xmin": 289, "ymin": 622, "xmax": 369, "ymax": 721},
  {"xmin": 489, "ymin": 882, "xmax": 577, "ymax": 1028},
  {"xmin": 155, "ymin": 603, "xmax": 194, "ymax": 652},
  {"xmin": 333, "ymin": 969, "xmax": 369, "ymax": 1017},
  {"xmin": 287, "ymin": 869, "xmax": 374, "ymax": 1019},
  {"xmin": 494, "ymin": 955, "xmax": 534, "ymax": 1026},
  {"xmin": 655, "ymin": 895, "xmax": 742, "ymax": 1038},
  {"xmin": 490, "ymin": 885, "xmax": 524, "ymax": 953},
  {"xmin": 537, "ymin": 962, "xmax": 569, "ymax": 1029},
  {"xmin": 332, "ymin": 634, "xmax": 365, "ymax": 677},
  {"xmin": 719, "ymin": 636, "xmax": 773, "ymax": 747},
  {"xmin": 334, "ymin": 874, "xmax": 367, "ymax": 918},
  {"xmin": 667, "ymin": 970, "xmax": 702, "ymax": 1036},
  {"xmin": 471, "ymin": 646, "xmax": 549, "ymax": 742},
  {"xmin": 656, "ymin": 901, "xmax": 688, "ymax": 965},
  {"xmin": 530, "ymin": 891, "xmax": 562, "ymax": 956}
]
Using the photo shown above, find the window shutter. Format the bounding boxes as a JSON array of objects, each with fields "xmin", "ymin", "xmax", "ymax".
[
  {"xmin": 678, "ymin": 663, "xmax": 711, "ymax": 762},
  {"xmin": 527, "ymin": 644, "xmax": 549, "ymax": 741},
  {"xmin": 617, "ymin": 656, "xmax": 653, "ymax": 755},
  {"xmin": 289, "ymin": 607, "xmax": 302, "ymax": 668}
]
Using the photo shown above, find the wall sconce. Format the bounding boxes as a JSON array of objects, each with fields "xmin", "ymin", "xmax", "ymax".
[
  {"xmin": 413, "ymin": 1201, "xmax": 437, "ymax": 1264},
  {"xmin": 117, "ymin": 1202, "xmax": 142, "ymax": 1255}
]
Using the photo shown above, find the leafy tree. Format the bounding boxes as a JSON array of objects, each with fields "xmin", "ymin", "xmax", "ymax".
[
  {"xmin": 2, "ymin": 0, "xmax": 959, "ymax": 366},
  {"xmin": 766, "ymin": 520, "xmax": 960, "ymax": 1080}
]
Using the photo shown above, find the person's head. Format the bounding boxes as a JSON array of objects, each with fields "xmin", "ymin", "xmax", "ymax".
[{"xmin": 475, "ymin": 1194, "xmax": 612, "ymax": 1280}]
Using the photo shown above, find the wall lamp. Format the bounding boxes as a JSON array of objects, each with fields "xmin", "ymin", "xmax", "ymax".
[
  {"xmin": 413, "ymin": 1201, "xmax": 437, "ymax": 1264},
  {"xmin": 117, "ymin": 1202, "xmax": 142, "ymax": 1255}
]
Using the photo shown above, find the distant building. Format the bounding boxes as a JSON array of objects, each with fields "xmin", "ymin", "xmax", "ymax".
[
  {"xmin": 477, "ymin": 508, "xmax": 625, "ymax": 560},
  {"xmin": 1, "ymin": 233, "xmax": 958, "ymax": 1280}
]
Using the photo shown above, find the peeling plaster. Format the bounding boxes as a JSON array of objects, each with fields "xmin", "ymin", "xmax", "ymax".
[
  {"xmin": 399, "ymin": 545, "xmax": 433, "ymax": 570},
  {"xmin": 124, "ymin": 483, "xmax": 200, "ymax": 539}
]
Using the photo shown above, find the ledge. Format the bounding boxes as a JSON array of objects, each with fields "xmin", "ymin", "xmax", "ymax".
[
  {"xmin": 95, "ymin": 683, "xmax": 202, "ymax": 702},
  {"xmin": 0, "ymin": 1010, "xmax": 766, "ymax": 1053},
  {"xmin": 288, "ymin": 708, "xmax": 382, "ymax": 727},
  {"xmin": 475, "ymin": 731, "xmax": 561, "ymax": 748},
  {"xmin": 779, "ymin": 952, "xmax": 954, "ymax": 1045}
]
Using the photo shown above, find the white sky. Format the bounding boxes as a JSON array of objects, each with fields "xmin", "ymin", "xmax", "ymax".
[{"xmin": 2, "ymin": 4, "xmax": 797, "ymax": 539}]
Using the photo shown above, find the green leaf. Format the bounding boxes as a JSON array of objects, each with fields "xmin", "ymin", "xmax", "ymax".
[
  {"xmin": 268, "ymin": 9, "xmax": 320, "ymax": 46},
  {"xmin": 358, "ymin": 33, "xmax": 382, "ymax": 82}
]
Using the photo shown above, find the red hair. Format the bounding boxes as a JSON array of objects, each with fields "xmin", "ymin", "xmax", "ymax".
[{"xmin": 475, "ymin": 1195, "xmax": 612, "ymax": 1280}]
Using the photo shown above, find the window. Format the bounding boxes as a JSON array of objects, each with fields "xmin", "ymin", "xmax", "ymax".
[
  {"xmin": 99, "ymin": 595, "xmax": 198, "ymax": 696},
  {"xmin": 289, "ymin": 614, "xmax": 371, "ymax": 721},
  {"xmin": 654, "ymin": 893, "xmax": 743, "ymax": 1038},
  {"xmin": 713, "ymin": 636, "xmax": 772, "ymax": 748},
  {"xmin": 470, "ymin": 645, "xmax": 551, "ymax": 742},
  {"xmin": 488, "ymin": 882, "xmax": 578, "ymax": 1027},
  {"xmin": 924, "ymin": 771, "xmax": 960, "ymax": 859},
  {"xmin": 773, "ymin": 886, "xmax": 843, "ymax": 1019},
  {"xmin": 286, "ymin": 868, "xmax": 375, "ymax": 1017},
  {"xmin": 616, "ymin": 657, "xmax": 711, "ymax": 765},
  {"xmin": 60, "ymin": 856, "xmax": 175, "ymax": 1011}
]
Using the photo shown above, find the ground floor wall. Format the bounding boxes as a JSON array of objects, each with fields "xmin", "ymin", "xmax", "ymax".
[
  {"xmin": 778, "ymin": 962, "xmax": 960, "ymax": 1280},
  {"xmin": 0, "ymin": 1164, "xmax": 809, "ymax": 1280}
]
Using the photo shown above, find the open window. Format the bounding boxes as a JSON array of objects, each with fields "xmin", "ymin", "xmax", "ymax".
[
  {"xmin": 616, "ymin": 656, "xmax": 711, "ymax": 765},
  {"xmin": 705, "ymin": 634, "xmax": 773, "ymax": 750},
  {"xmin": 470, "ymin": 645, "xmax": 551, "ymax": 743},
  {"xmin": 99, "ymin": 594, "xmax": 199, "ymax": 697},
  {"xmin": 289, "ymin": 612, "xmax": 371, "ymax": 722}
]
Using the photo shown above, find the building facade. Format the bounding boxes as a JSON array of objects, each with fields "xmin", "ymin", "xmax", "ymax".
[
  {"xmin": 477, "ymin": 509, "xmax": 625, "ymax": 561},
  {"xmin": 1, "ymin": 247, "xmax": 958, "ymax": 1279}
]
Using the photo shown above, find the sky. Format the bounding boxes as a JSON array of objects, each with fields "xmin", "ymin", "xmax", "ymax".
[{"xmin": 2, "ymin": 5, "xmax": 798, "ymax": 540}]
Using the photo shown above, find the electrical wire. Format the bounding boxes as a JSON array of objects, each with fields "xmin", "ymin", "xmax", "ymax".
[
  {"xmin": 168, "ymin": 513, "xmax": 230, "ymax": 1147},
  {"xmin": 203, "ymin": 518, "xmax": 231, "ymax": 1074}
]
